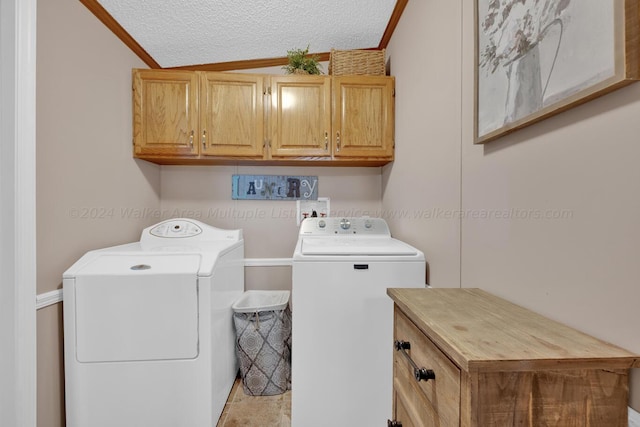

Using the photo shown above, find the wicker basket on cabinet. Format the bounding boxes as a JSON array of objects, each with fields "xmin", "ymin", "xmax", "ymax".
[{"xmin": 329, "ymin": 49, "xmax": 386, "ymax": 76}]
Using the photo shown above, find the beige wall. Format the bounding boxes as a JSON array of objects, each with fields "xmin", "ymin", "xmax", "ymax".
[
  {"xmin": 160, "ymin": 165, "xmax": 382, "ymax": 291},
  {"xmin": 385, "ymin": 0, "xmax": 640, "ymax": 411},
  {"xmin": 36, "ymin": 0, "xmax": 161, "ymax": 425},
  {"xmin": 382, "ymin": 0, "xmax": 462, "ymax": 287}
]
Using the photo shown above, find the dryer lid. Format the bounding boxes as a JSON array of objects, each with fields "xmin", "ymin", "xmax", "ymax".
[{"xmin": 300, "ymin": 237, "xmax": 419, "ymax": 256}]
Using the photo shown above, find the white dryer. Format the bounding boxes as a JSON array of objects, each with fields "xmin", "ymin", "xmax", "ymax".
[
  {"xmin": 63, "ymin": 218, "xmax": 244, "ymax": 427},
  {"xmin": 291, "ymin": 217, "xmax": 426, "ymax": 427}
]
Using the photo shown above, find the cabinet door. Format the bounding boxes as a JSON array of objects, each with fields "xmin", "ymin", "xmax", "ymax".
[
  {"xmin": 199, "ymin": 72, "xmax": 265, "ymax": 157},
  {"xmin": 133, "ymin": 70, "xmax": 199, "ymax": 157},
  {"xmin": 269, "ymin": 76, "xmax": 331, "ymax": 158},
  {"xmin": 332, "ymin": 76, "xmax": 394, "ymax": 159}
]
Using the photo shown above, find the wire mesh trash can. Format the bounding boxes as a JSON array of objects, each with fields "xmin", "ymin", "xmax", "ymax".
[{"xmin": 232, "ymin": 291, "xmax": 291, "ymax": 396}]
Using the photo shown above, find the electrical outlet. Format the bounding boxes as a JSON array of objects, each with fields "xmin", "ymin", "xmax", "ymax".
[{"xmin": 297, "ymin": 197, "xmax": 330, "ymax": 226}]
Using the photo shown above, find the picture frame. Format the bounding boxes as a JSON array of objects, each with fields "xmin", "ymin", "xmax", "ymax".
[{"xmin": 475, "ymin": 0, "xmax": 640, "ymax": 144}]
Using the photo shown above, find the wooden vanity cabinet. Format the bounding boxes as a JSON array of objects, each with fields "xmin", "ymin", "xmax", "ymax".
[{"xmin": 387, "ymin": 288, "xmax": 639, "ymax": 427}]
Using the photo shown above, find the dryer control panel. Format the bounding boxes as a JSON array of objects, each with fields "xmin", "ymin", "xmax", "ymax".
[
  {"xmin": 300, "ymin": 217, "xmax": 391, "ymax": 236},
  {"xmin": 141, "ymin": 218, "xmax": 243, "ymax": 243},
  {"xmin": 149, "ymin": 220, "xmax": 203, "ymax": 238}
]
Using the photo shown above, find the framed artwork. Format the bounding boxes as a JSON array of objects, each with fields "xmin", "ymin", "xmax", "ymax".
[{"xmin": 475, "ymin": 0, "xmax": 640, "ymax": 144}]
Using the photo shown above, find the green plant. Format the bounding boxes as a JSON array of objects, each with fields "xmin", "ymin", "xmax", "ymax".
[{"xmin": 283, "ymin": 45, "xmax": 323, "ymax": 75}]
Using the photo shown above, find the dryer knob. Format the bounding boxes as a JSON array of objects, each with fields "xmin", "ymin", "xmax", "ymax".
[{"xmin": 340, "ymin": 218, "xmax": 351, "ymax": 230}]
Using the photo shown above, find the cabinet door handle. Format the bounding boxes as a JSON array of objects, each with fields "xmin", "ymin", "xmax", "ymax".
[
  {"xmin": 336, "ymin": 131, "xmax": 340, "ymax": 152},
  {"xmin": 189, "ymin": 130, "xmax": 194, "ymax": 147},
  {"xmin": 202, "ymin": 130, "xmax": 207, "ymax": 149},
  {"xmin": 324, "ymin": 131, "xmax": 328, "ymax": 150},
  {"xmin": 387, "ymin": 420, "xmax": 402, "ymax": 427},
  {"xmin": 394, "ymin": 340, "xmax": 436, "ymax": 382}
]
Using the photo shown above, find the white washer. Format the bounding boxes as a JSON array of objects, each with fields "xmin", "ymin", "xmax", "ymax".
[
  {"xmin": 291, "ymin": 217, "xmax": 426, "ymax": 426},
  {"xmin": 63, "ymin": 218, "xmax": 244, "ymax": 427}
]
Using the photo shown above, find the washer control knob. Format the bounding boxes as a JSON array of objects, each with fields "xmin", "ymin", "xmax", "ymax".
[
  {"xmin": 340, "ymin": 218, "xmax": 351, "ymax": 230},
  {"xmin": 364, "ymin": 220, "xmax": 373, "ymax": 229},
  {"xmin": 318, "ymin": 219, "xmax": 326, "ymax": 229}
]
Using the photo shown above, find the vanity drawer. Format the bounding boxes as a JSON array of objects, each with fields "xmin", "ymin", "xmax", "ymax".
[{"xmin": 393, "ymin": 308, "xmax": 460, "ymax": 427}]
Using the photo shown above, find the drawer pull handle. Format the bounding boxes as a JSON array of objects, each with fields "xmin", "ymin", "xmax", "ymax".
[
  {"xmin": 394, "ymin": 340, "xmax": 436, "ymax": 382},
  {"xmin": 387, "ymin": 420, "xmax": 402, "ymax": 427}
]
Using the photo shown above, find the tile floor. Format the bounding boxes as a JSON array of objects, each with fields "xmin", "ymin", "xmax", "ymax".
[{"xmin": 216, "ymin": 378, "xmax": 291, "ymax": 427}]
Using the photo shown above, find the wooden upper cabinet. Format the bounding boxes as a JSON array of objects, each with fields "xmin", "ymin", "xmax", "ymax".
[
  {"xmin": 199, "ymin": 73, "xmax": 265, "ymax": 157},
  {"xmin": 132, "ymin": 69, "xmax": 394, "ymax": 165},
  {"xmin": 332, "ymin": 76, "xmax": 394, "ymax": 159},
  {"xmin": 269, "ymin": 76, "xmax": 331, "ymax": 158},
  {"xmin": 133, "ymin": 70, "xmax": 199, "ymax": 157}
]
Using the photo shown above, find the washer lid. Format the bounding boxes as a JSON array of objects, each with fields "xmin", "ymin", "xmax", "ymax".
[
  {"xmin": 74, "ymin": 253, "xmax": 201, "ymax": 276},
  {"xmin": 300, "ymin": 237, "xmax": 419, "ymax": 256}
]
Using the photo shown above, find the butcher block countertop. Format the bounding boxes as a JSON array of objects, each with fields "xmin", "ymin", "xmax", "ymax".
[{"xmin": 387, "ymin": 287, "xmax": 640, "ymax": 373}]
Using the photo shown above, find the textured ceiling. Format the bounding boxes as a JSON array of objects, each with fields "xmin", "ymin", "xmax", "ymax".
[{"xmin": 96, "ymin": 0, "xmax": 397, "ymax": 68}]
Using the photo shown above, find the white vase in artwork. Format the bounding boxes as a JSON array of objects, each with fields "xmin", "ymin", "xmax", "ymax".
[{"xmin": 503, "ymin": 44, "xmax": 543, "ymax": 125}]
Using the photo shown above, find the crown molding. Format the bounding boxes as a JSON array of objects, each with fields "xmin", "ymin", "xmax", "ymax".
[{"xmin": 79, "ymin": 0, "xmax": 160, "ymax": 68}]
